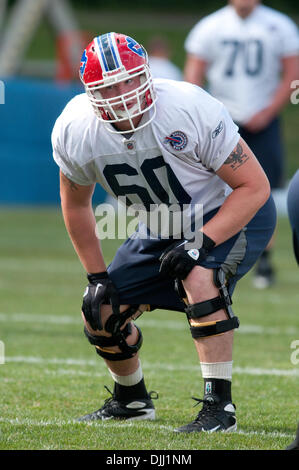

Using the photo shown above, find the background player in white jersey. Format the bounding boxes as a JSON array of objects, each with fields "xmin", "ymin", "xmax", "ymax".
[
  {"xmin": 52, "ymin": 32, "xmax": 276, "ymax": 434},
  {"xmin": 147, "ymin": 36, "xmax": 182, "ymax": 81},
  {"xmin": 184, "ymin": 0, "xmax": 299, "ymax": 288}
]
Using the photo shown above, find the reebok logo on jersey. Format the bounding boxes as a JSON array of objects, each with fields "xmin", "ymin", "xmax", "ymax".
[
  {"xmin": 212, "ymin": 120, "xmax": 223, "ymax": 139},
  {"xmin": 164, "ymin": 131, "xmax": 188, "ymax": 151}
]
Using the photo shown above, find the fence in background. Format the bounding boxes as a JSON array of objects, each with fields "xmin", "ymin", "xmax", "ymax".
[{"xmin": 0, "ymin": 78, "xmax": 106, "ymax": 204}]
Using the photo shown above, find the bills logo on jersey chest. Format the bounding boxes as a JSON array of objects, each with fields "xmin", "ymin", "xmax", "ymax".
[{"xmin": 164, "ymin": 131, "xmax": 188, "ymax": 151}]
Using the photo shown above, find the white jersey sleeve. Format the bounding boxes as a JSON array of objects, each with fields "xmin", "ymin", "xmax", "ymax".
[
  {"xmin": 276, "ymin": 14, "xmax": 299, "ymax": 57},
  {"xmin": 204, "ymin": 108, "xmax": 239, "ymax": 170},
  {"xmin": 191, "ymin": 96, "xmax": 240, "ymax": 171},
  {"xmin": 51, "ymin": 94, "xmax": 97, "ymax": 186},
  {"xmin": 185, "ymin": 19, "xmax": 211, "ymax": 61},
  {"xmin": 184, "ymin": 13, "xmax": 220, "ymax": 61}
]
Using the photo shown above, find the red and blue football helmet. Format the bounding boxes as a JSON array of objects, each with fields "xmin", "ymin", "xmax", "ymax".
[{"xmin": 79, "ymin": 32, "xmax": 157, "ymax": 133}]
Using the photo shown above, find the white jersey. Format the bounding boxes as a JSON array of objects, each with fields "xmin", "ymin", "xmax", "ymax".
[
  {"xmin": 52, "ymin": 79, "xmax": 239, "ymax": 236},
  {"xmin": 185, "ymin": 5, "xmax": 299, "ymax": 124},
  {"xmin": 148, "ymin": 56, "xmax": 183, "ymax": 81}
]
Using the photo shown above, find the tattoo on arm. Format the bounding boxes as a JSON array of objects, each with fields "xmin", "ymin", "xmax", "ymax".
[{"xmin": 224, "ymin": 142, "xmax": 250, "ymax": 171}]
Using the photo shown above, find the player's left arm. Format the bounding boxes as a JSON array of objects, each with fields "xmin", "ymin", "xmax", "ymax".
[
  {"xmin": 201, "ymin": 137, "xmax": 271, "ymax": 246},
  {"xmin": 244, "ymin": 55, "xmax": 299, "ymax": 132}
]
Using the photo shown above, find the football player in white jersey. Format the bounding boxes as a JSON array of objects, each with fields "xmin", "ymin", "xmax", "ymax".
[
  {"xmin": 147, "ymin": 36, "xmax": 183, "ymax": 81},
  {"xmin": 52, "ymin": 32, "xmax": 276, "ymax": 434},
  {"xmin": 184, "ymin": 0, "xmax": 299, "ymax": 288}
]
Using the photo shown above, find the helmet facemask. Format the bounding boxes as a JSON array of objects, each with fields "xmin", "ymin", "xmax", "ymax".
[{"xmin": 83, "ymin": 63, "xmax": 156, "ymax": 133}]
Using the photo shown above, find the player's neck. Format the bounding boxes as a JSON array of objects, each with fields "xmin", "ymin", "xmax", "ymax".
[
  {"xmin": 111, "ymin": 114, "xmax": 143, "ymax": 133},
  {"xmin": 230, "ymin": 1, "xmax": 259, "ymax": 19},
  {"xmin": 233, "ymin": 6, "xmax": 257, "ymax": 19}
]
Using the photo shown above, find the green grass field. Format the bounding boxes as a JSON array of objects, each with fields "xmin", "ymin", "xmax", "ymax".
[
  {"xmin": 0, "ymin": 208, "xmax": 298, "ymax": 451},
  {"xmin": 1, "ymin": 2, "xmax": 298, "ymax": 454}
]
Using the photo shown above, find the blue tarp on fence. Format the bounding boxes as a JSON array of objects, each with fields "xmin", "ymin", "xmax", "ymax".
[{"xmin": 0, "ymin": 78, "xmax": 107, "ymax": 204}]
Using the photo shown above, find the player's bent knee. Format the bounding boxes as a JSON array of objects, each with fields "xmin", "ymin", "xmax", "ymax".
[
  {"xmin": 177, "ymin": 268, "xmax": 240, "ymax": 338},
  {"xmin": 84, "ymin": 322, "xmax": 143, "ymax": 360},
  {"xmin": 83, "ymin": 303, "xmax": 146, "ymax": 361}
]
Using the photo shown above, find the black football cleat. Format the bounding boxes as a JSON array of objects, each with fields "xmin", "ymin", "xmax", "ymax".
[
  {"xmin": 286, "ymin": 422, "xmax": 299, "ymax": 450},
  {"xmin": 78, "ymin": 386, "xmax": 158, "ymax": 422},
  {"xmin": 175, "ymin": 392, "xmax": 237, "ymax": 433},
  {"xmin": 253, "ymin": 251, "xmax": 275, "ymax": 289}
]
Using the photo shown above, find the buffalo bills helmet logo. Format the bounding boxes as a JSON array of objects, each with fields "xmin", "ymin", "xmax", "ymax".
[
  {"xmin": 126, "ymin": 36, "xmax": 146, "ymax": 58},
  {"xmin": 164, "ymin": 131, "xmax": 188, "ymax": 151},
  {"xmin": 79, "ymin": 49, "xmax": 88, "ymax": 78}
]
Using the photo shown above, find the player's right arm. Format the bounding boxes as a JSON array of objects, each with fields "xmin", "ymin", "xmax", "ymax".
[
  {"xmin": 59, "ymin": 170, "xmax": 107, "ymax": 274},
  {"xmin": 184, "ymin": 17, "xmax": 212, "ymax": 87},
  {"xmin": 183, "ymin": 54, "xmax": 208, "ymax": 87}
]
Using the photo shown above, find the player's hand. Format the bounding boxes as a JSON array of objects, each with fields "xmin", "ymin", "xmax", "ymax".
[
  {"xmin": 243, "ymin": 108, "xmax": 274, "ymax": 133},
  {"xmin": 159, "ymin": 235, "xmax": 215, "ymax": 280},
  {"xmin": 82, "ymin": 272, "xmax": 120, "ymax": 331}
]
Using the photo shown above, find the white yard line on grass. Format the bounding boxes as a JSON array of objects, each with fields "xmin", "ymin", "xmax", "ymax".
[
  {"xmin": 4, "ymin": 356, "xmax": 299, "ymax": 377},
  {"xmin": 0, "ymin": 257, "xmax": 80, "ymax": 273},
  {"xmin": 0, "ymin": 416, "xmax": 294, "ymax": 440},
  {"xmin": 5, "ymin": 356, "xmax": 97, "ymax": 366},
  {"xmin": 0, "ymin": 312, "xmax": 298, "ymax": 335},
  {"xmin": 43, "ymin": 368, "xmax": 106, "ymax": 378},
  {"xmin": 0, "ymin": 313, "xmax": 80, "ymax": 325}
]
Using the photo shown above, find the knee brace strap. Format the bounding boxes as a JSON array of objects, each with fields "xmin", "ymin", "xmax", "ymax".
[
  {"xmin": 189, "ymin": 317, "xmax": 240, "ymax": 338},
  {"xmin": 84, "ymin": 322, "xmax": 143, "ymax": 361},
  {"xmin": 104, "ymin": 305, "xmax": 141, "ymax": 335},
  {"xmin": 185, "ymin": 296, "xmax": 226, "ymax": 318},
  {"xmin": 176, "ymin": 268, "xmax": 240, "ymax": 338},
  {"xmin": 186, "ymin": 296, "xmax": 239, "ymax": 338}
]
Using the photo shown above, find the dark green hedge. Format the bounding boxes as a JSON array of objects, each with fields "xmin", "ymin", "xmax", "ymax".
[{"xmin": 70, "ymin": 0, "xmax": 299, "ymax": 15}]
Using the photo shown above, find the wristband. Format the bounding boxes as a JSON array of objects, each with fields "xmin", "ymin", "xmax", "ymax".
[
  {"xmin": 87, "ymin": 271, "xmax": 109, "ymax": 284},
  {"xmin": 201, "ymin": 233, "xmax": 216, "ymax": 252}
]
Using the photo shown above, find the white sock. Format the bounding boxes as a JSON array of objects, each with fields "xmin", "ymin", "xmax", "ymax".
[
  {"xmin": 200, "ymin": 361, "xmax": 233, "ymax": 382},
  {"xmin": 108, "ymin": 360, "xmax": 143, "ymax": 386}
]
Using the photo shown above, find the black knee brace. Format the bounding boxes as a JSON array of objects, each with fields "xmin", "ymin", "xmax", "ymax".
[
  {"xmin": 176, "ymin": 268, "xmax": 240, "ymax": 338},
  {"xmin": 84, "ymin": 304, "xmax": 144, "ymax": 361}
]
